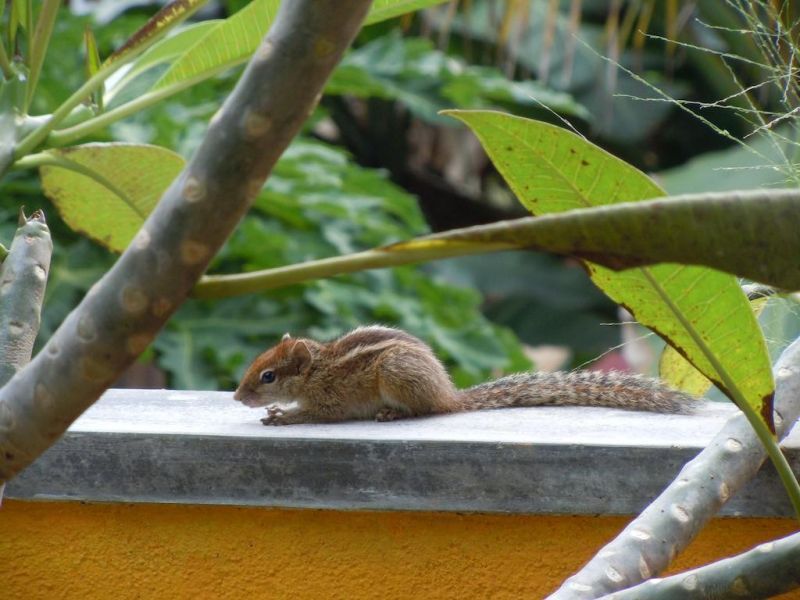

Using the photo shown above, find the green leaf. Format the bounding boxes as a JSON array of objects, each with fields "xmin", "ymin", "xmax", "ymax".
[
  {"xmin": 255, "ymin": 138, "xmax": 428, "ymax": 251},
  {"xmin": 8, "ymin": 0, "xmax": 24, "ymax": 51},
  {"xmin": 660, "ymin": 294, "xmax": 771, "ymax": 397},
  {"xmin": 445, "ymin": 109, "xmax": 774, "ymax": 429},
  {"xmin": 386, "ymin": 188, "xmax": 800, "ymax": 292},
  {"xmin": 152, "ymin": 0, "xmax": 278, "ymax": 92},
  {"xmin": 83, "ymin": 26, "xmax": 103, "ymax": 109},
  {"xmin": 153, "ymin": 0, "xmax": 449, "ymax": 93},
  {"xmin": 84, "ymin": 26, "xmax": 101, "ymax": 79},
  {"xmin": 364, "ymin": 0, "xmax": 449, "ymax": 24},
  {"xmin": 26, "ymin": 0, "xmax": 60, "ymax": 108},
  {"xmin": 39, "ymin": 143, "xmax": 185, "ymax": 252},
  {"xmin": 105, "ymin": 20, "xmax": 220, "ymax": 104},
  {"xmin": 103, "ymin": 0, "xmax": 209, "ymax": 67}
]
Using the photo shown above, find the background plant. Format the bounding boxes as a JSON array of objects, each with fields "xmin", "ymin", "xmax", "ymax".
[
  {"xmin": 14, "ymin": 0, "xmax": 800, "ymax": 392},
  {"xmin": 1, "ymin": 1, "xmax": 800, "ymax": 597}
]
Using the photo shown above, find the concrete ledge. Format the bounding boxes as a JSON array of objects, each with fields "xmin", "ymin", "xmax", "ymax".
[{"xmin": 6, "ymin": 389, "xmax": 799, "ymax": 515}]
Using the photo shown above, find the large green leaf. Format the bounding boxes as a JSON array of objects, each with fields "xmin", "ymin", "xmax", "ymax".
[
  {"xmin": 384, "ymin": 188, "xmax": 800, "ymax": 291},
  {"xmin": 152, "ymin": 0, "xmax": 277, "ymax": 92},
  {"xmin": 660, "ymin": 294, "xmax": 771, "ymax": 397},
  {"xmin": 106, "ymin": 20, "xmax": 221, "ymax": 104},
  {"xmin": 39, "ymin": 143, "xmax": 185, "ymax": 252},
  {"xmin": 152, "ymin": 0, "xmax": 449, "ymax": 93},
  {"xmin": 103, "ymin": 0, "xmax": 209, "ymax": 66},
  {"xmin": 445, "ymin": 110, "xmax": 774, "ymax": 428},
  {"xmin": 365, "ymin": 0, "xmax": 448, "ymax": 24}
]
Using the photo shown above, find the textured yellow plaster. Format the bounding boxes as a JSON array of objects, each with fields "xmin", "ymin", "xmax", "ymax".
[{"xmin": 0, "ymin": 500, "xmax": 795, "ymax": 599}]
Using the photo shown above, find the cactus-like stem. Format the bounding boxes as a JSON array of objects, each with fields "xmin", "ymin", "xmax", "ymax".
[
  {"xmin": 600, "ymin": 530, "xmax": 800, "ymax": 599},
  {"xmin": 0, "ymin": 209, "xmax": 52, "ymax": 503},
  {"xmin": 548, "ymin": 336, "xmax": 800, "ymax": 599}
]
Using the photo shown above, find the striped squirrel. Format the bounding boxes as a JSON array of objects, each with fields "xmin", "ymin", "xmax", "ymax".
[{"xmin": 234, "ymin": 325, "xmax": 697, "ymax": 425}]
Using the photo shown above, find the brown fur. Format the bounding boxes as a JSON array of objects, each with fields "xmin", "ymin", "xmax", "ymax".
[{"xmin": 234, "ymin": 326, "xmax": 697, "ymax": 425}]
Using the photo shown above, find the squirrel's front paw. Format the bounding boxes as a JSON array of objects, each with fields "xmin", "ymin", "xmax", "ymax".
[
  {"xmin": 261, "ymin": 404, "xmax": 288, "ymax": 426},
  {"xmin": 375, "ymin": 407, "xmax": 404, "ymax": 422}
]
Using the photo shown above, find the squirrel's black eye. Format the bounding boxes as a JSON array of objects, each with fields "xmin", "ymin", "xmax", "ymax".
[{"xmin": 260, "ymin": 370, "xmax": 276, "ymax": 384}]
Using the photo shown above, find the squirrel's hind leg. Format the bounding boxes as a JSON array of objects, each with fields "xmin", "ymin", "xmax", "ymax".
[
  {"xmin": 375, "ymin": 407, "xmax": 406, "ymax": 422},
  {"xmin": 376, "ymin": 347, "xmax": 458, "ymax": 416}
]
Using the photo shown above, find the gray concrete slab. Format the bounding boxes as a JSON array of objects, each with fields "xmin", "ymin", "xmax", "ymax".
[{"xmin": 6, "ymin": 389, "xmax": 799, "ymax": 515}]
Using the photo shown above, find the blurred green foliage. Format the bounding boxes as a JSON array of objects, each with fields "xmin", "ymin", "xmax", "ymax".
[
  {"xmin": 6, "ymin": 1, "xmax": 787, "ymax": 392},
  {"xmin": 327, "ymin": 31, "xmax": 590, "ymax": 125},
  {"xmin": 157, "ymin": 139, "xmax": 531, "ymax": 389},
  {"xmin": 0, "ymin": 7, "xmax": 533, "ymax": 390}
]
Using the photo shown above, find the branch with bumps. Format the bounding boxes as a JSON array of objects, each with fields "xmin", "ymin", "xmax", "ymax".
[
  {"xmin": 600, "ymin": 530, "xmax": 800, "ymax": 599},
  {"xmin": 0, "ymin": 209, "xmax": 52, "ymax": 502},
  {"xmin": 0, "ymin": 210, "xmax": 51, "ymax": 385},
  {"xmin": 548, "ymin": 336, "xmax": 800, "ymax": 599},
  {"xmin": 0, "ymin": 0, "xmax": 374, "ymax": 484}
]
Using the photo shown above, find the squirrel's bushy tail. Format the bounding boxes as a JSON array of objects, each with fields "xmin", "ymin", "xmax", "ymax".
[{"xmin": 456, "ymin": 371, "xmax": 697, "ymax": 414}]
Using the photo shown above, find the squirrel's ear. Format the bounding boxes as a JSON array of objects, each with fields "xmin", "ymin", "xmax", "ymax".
[
  {"xmin": 282, "ymin": 332, "xmax": 292, "ymax": 342},
  {"xmin": 291, "ymin": 340, "xmax": 313, "ymax": 372}
]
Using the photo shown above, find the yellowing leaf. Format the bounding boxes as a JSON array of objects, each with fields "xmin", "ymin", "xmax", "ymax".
[
  {"xmin": 660, "ymin": 294, "xmax": 771, "ymax": 397},
  {"xmin": 104, "ymin": 0, "xmax": 209, "ymax": 66},
  {"xmin": 106, "ymin": 21, "xmax": 220, "ymax": 103},
  {"xmin": 40, "ymin": 143, "xmax": 185, "ymax": 252},
  {"xmin": 84, "ymin": 26, "xmax": 103, "ymax": 109},
  {"xmin": 446, "ymin": 109, "xmax": 774, "ymax": 429}
]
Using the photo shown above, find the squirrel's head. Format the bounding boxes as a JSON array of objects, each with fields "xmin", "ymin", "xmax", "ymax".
[{"xmin": 234, "ymin": 333, "xmax": 315, "ymax": 407}]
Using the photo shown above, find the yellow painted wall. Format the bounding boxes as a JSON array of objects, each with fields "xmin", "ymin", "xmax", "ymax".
[{"xmin": 0, "ymin": 500, "xmax": 796, "ymax": 599}]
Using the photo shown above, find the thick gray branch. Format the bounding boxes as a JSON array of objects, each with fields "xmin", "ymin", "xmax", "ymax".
[
  {"xmin": 601, "ymin": 531, "xmax": 800, "ymax": 599},
  {"xmin": 0, "ymin": 209, "xmax": 51, "ymax": 384},
  {"xmin": 548, "ymin": 337, "xmax": 800, "ymax": 599},
  {"xmin": 0, "ymin": 209, "xmax": 51, "ymax": 504},
  {"xmin": 0, "ymin": 0, "xmax": 373, "ymax": 483}
]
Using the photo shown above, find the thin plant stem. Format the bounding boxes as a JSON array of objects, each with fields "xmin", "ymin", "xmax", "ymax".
[
  {"xmin": 47, "ymin": 70, "xmax": 222, "ymax": 148},
  {"xmin": 0, "ymin": 40, "xmax": 13, "ymax": 79},
  {"xmin": 26, "ymin": 0, "xmax": 60, "ymax": 110},
  {"xmin": 15, "ymin": 63, "xmax": 128, "ymax": 158}
]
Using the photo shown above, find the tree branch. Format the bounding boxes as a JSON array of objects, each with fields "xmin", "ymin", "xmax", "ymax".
[
  {"xmin": 0, "ymin": 0, "xmax": 373, "ymax": 484},
  {"xmin": 547, "ymin": 336, "xmax": 800, "ymax": 599},
  {"xmin": 0, "ymin": 209, "xmax": 51, "ymax": 504},
  {"xmin": 0, "ymin": 209, "xmax": 51, "ymax": 384},
  {"xmin": 600, "ymin": 531, "xmax": 800, "ymax": 599}
]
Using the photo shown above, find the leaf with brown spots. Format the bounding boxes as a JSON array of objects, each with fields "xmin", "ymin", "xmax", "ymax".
[
  {"xmin": 103, "ymin": 0, "xmax": 208, "ymax": 67},
  {"xmin": 444, "ymin": 109, "xmax": 774, "ymax": 431}
]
